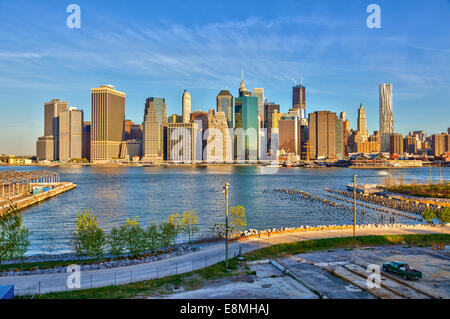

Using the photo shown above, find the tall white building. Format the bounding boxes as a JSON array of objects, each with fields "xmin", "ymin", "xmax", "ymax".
[
  {"xmin": 182, "ymin": 90, "xmax": 191, "ymax": 123},
  {"xmin": 379, "ymin": 84, "xmax": 394, "ymax": 152}
]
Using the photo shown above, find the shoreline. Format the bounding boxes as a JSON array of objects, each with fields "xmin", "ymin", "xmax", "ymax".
[{"xmin": 2, "ymin": 163, "xmax": 444, "ymax": 169}]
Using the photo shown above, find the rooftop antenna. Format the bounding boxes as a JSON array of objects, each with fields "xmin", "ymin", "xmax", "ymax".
[
  {"xmin": 301, "ymin": 74, "xmax": 304, "ymax": 86},
  {"xmin": 241, "ymin": 70, "xmax": 244, "ymax": 81},
  {"xmin": 225, "ymin": 81, "xmax": 228, "ymax": 90}
]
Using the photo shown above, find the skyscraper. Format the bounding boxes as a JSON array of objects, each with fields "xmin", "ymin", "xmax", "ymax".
[
  {"xmin": 253, "ymin": 88, "xmax": 264, "ymax": 123},
  {"xmin": 292, "ymin": 84, "xmax": 306, "ymax": 118},
  {"xmin": 206, "ymin": 111, "xmax": 233, "ymax": 163},
  {"xmin": 216, "ymin": 90, "xmax": 233, "ymax": 128},
  {"xmin": 238, "ymin": 76, "xmax": 251, "ymax": 97},
  {"xmin": 143, "ymin": 97, "xmax": 167, "ymax": 161},
  {"xmin": 308, "ymin": 111, "xmax": 338, "ymax": 160},
  {"xmin": 36, "ymin": 99, "xmax": 69, "ymax": 161},
  {"xmin": 90, "ymin": 85, "xmax": 125, "ymax": 162},
  {"xmin": 59, "ymin": 107, "xmax": 83, "ymax": 163},
  {"xmin": 264, "ymin": 101, "xmax": 280, "ymax": 153},
  {"xmin": 379, "ymin": 84, "xmax": 394, "ymax": 152},
  {"xmin": 182, "ymin": 90, "xmax": 191, "ymax": 123},
  {"xmin": 357, "ymin": 103, "xmax": 369, "ymax": 140},
  {"xmin": 234, "ymin": 96, "xmax": 258, "ymax": 160},
  {"xmin": 44, "ymin": 99, "xmax": 69, "ymax": 160},
  {"xmin": 164, "ymin": 122, "xmax": 198, "ymax": 162},
  {"xmin": 82, "ymin": 122, "xmax": 91, "ymax": 161},
  {"xmin": 390, "ymin": 133, "xmax": 404, "ymax": 156}
]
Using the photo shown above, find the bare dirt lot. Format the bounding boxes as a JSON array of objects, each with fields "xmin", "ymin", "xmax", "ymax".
[{"xmin": 157, "ymin": 245, "xmax": 449, "ymax": 299}]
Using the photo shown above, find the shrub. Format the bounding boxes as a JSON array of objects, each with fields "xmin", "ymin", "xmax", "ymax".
[
  {"xmin": 107, "ymin": 226, "xmax": 125, "ymax": 256},
  {"xmin": 72, "ymin": 209, "xmax": 105, "ymax": 259},
  {"xmin": 210, "ymin": 223, "xmax": 230, "ymax": 239},
  {"xmin": 181, "ymin": 210, "xmax": 199, "ymax": 244}
]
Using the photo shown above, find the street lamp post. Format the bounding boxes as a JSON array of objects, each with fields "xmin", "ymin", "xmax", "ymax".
[
  {"xmin": 224, "ymin": 183, "xmax": 230, "ymax": 269},
  {"xmin": 353, "ymin": 175, "xmax": 358, "ymax": 238}
]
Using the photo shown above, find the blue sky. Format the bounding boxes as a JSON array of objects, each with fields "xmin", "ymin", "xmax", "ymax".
[{"xmin": 0, "ymin": 0, "xmax": 449, "ymax": 155}]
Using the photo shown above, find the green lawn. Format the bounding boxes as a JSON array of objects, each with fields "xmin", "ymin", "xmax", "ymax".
[{"xmin": 26, "ymin": 233, "xmax": 450, "ymax": 299}]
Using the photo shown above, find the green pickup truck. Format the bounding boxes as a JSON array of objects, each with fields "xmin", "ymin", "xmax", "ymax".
[{"xmin": 382, "ymin": 261, "xmax": 422, "ymax": 280}]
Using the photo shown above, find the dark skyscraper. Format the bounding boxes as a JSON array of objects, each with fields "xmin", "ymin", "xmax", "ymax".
[
  {"xmin": 216, "ymin": 90, "xmax": 233, "ymax": 128},
  {"xmin": 292, "ymin": 84, "xmax": 306, "ymax": 110}
]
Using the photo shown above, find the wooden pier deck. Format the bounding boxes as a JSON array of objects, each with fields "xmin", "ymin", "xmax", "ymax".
[{"xmin": 0, "ymin": 182, "xmax": 76, "ymax": 216}]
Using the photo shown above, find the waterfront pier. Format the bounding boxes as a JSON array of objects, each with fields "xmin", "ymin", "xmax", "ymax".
[{"xmin": 0, "ymin": 170, "xmax": 76, "ymax": 215}]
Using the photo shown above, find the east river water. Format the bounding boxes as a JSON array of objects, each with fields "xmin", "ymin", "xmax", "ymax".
[{"xmin": 2, "ymin": 166, "xmax": 449, "ymax": 255}]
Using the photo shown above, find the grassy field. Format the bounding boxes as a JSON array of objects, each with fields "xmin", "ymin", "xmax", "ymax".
[
  {"xmin": 385, "ymin": 183, "xmax": 450, "ymax": 199},
  {"xmin": 27, "ymin": 233, "xmax": 450, "ymax": 299}
]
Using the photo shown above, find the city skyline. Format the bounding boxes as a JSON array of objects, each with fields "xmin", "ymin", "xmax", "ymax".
[{"xmin": 1, "ymin": 0, "xmax": 450, "ymax": 154}]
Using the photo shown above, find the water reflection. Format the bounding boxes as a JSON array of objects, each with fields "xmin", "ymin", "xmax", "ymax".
[{"xmin": 1, "ymin": 166, "xmax": 447, "ymax": 255}]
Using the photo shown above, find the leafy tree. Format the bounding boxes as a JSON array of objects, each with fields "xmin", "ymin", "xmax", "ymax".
[
  {"xmin": 159, "ymin": 222, "xmax": 177, "ymax": 249},
  {"xmin": 0, "ymin": 208, "xmax": 30, "ymax": 264},
  {"xmin": 437, "ymin": 207, "xmax": 450, "ymax": 224},
  {"xmin": 229, "ymin": 205, "xmax": 247, "ymax": 237},
  {"xmin": 72, "ymin": 209, "xmax": 105, "ymax": 259},
  {"xmin": 120, "ymin": 217, "xmax": 146, "ymax": 256},
  {"xmin": 167, "ymin": 213, "xmax": 181, "ymax": 235},
  {"xmin": 107, "ymin": 226, "xmax": 125, "ymax": 256},
  {"xmin": 422, "ymin": 208, "xmax": 436, "ymax": 224},
  {"xmin": 181, "ymin": 210, "xmax": 199, "ymax": 244},
  {"xmin": 145, "ymin": 222, "xmax": 161, "ymax": 252}
]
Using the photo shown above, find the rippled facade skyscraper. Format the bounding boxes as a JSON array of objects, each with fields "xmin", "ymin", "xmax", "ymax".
[{"xmin": 379, "ymin": 84, "xmax": 394, "ymax": 152}]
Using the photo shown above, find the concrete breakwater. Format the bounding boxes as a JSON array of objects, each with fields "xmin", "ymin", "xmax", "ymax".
[{"xmin": 0, "ymin": 182, "xmax": 76, "ymax": 215}]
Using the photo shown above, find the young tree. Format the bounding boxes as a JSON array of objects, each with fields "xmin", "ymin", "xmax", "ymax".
[
  {"xmin": 210, "ymin": 223, "xmax": 230, "ymax": 239},
  {"xmin": 0, "ymin": 209, "xmax": 30, "ymax": 264},
  {"xmin": 107, "ymin": 226, "xmax": 125, "ymax": 256},
  {"xmin": 181, "ymin": 210, "xmax": 199, "ymax": 244},
  {"xmin": 120, "ymin": 217, "xmax": 146, "ymax": 256},
  {"xmin": 145, "ymin": 222, "xmax": 161, "ymax": 252},
  {"xmin": 229, "ymin": 205, "xmax": 247, "ymax": 238},
  {"xmin": 72, "ymin": 209, "xmax": 105, "ymax": 259},
  {"xmin": 422, "ymin": 208, "xmax": 436, "ymax": 224},
  {"xmin": 159, "ymin": 221, "xmax": 177, "ymax": 249},
  {"xmin": 167, "ymin": 213, "xmax": 181, "ymax": 235}
]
